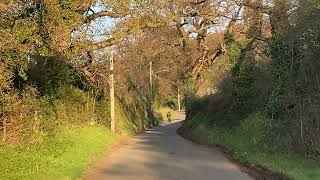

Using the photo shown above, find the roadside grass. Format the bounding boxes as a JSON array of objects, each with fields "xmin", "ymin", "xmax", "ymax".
[
  {"xmin": 188, "ymin": 112, "xmax": 320, "ymax": 180},
  {"xmin": 0, "ymin": 125, "xmax": 119, "ymax": 180}
]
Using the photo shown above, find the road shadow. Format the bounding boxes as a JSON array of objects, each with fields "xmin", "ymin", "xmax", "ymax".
[{"xmin": 86, "ymin": 114, "xmax": 251, "ymax": 180}]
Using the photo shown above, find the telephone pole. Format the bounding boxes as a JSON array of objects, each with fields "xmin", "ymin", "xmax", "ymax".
[
  {"xmin": 149, "ymin": 61, "xmax": 153, "ymax": 93},
  {"xmin": 148, "ymin": 61, "xmax": 154, "ymax": 126},
  {"xmin": 178, "ymin": 87, "xmax": 181, "ymax": 111},
  {"xmin": 110, "ymin": 51, "xmax": 115, "ymax": 133}
]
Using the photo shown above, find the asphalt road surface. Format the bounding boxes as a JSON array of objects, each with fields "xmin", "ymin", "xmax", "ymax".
[{"xmin": 86, "ymin": 112, "xmax": 252, "ymax": 180}]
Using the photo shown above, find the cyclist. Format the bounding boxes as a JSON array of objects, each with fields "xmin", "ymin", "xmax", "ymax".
[{"xmin": 167, "ymin": 112, "xmax": 172, "ymax": 122}]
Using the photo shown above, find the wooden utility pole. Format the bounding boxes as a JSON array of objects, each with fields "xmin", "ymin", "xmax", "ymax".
[
  {"xmin": 110, "ymin": 51, "xmax": 115, "ymax": 133},
  {"xmin": 178, "ymin": 87, "xmax": 181, "ymax": 111},
  {"xmin": 149, "ymin": 61, "xmax": 153, "ymax": 93},
  {"xmin": 148, "ymin": 61, "xmax": 154, "ymax": 126}
]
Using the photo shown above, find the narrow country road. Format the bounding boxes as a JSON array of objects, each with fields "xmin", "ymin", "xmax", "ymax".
[{"xmin": 86, "ymin": 112, "xmax": 252, "ymax": 180}]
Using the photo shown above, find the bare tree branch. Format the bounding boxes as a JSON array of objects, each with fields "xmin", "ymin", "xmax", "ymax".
[{"xmin": 84, "ymin": 10, "xmax": 128, "ymax": 24}]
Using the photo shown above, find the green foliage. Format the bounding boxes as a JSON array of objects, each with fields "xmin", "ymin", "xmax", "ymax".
[
  {"xmin": 186, "ymin": 111, "xmax": 270, "ymax": 153},
  {"xmin": 227, "ymin": 54, "xmax": 256, "ymax": 125},
  {"xmin": 1, "ymin": 53, "xmax": 158, "ymax": 144},
  {"xmin": 183, "ymin": 78, "xmax": 197, "ymax": 94},
  {"xmin": 39, "ymin": 96, "xmax": 59, "ymax": 136},
  {"xmin": 221, "ymin": 33, "xmax": 268, "ymax": 126},
  {"xmin": 264, "ymin": 2, "xmax": 320, "ymax": 154},
  {"xmin": 228, "ymin": 113, "xmax": 268, "ymax": 152},
  {"xmin": 186, "ymin": 0, "xmax": 320, "ymax": 163},
  {"xmin": 186, "ymin": 112, "xmax": 320, "ymax": 180},
  {"xmin": 118, "ymin": 92, "xmax": 158, "ymax": 133},
  {"xmin": 0, "ymin": 125, "xmax": 118, "ymax": 180},
  {"xmin": 225, "ymin": 33, "xmax": 242, "ymax": 65},
  {"xmin": 95, "ymin": 98, "xmax": 110, "ymax": 127},
  {"xmin": 27, "ymin": 56, "xmax": 75, "ymax": 94}
]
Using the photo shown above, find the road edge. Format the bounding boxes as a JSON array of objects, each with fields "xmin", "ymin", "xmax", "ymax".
[
  {"xmin": 81, "ymin": 134, "xmax": 135, "ymax": 180},
  {"xmin": 177, "ymin": 123, "xmax": 292, "ymax": 180}
]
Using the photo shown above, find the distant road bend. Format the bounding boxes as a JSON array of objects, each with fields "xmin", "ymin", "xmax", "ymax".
[{"xmin": 86, "ymin": 112, "xmax": 252, "ymax": 180}]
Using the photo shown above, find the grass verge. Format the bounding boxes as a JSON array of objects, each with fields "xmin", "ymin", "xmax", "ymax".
[
  {"xmin": 185, "ymin": 112, "xmax": 320, "ymax": 180},
  {"xmin": 0, "ymin": 125, "xmax": 119, "ymax": 180}
]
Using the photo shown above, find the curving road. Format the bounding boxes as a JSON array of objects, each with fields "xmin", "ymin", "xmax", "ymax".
[{"xmin": 86, "ymin": 112, "xmax": 252, "ymax": 180}]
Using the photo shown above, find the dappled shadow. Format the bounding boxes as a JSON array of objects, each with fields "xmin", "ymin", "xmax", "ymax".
[{"xmin": 87, "ymin": 112, "xmax": 251, "ymax": 180}]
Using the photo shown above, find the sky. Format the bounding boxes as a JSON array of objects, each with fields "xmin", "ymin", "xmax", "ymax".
[
  {"xmin": 85, "ymin": 1, "xmax": 241, "ymax": 43},
  {"xmin": 85, "ymin": 2, "xmax": 118, "ymax": 42}
]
